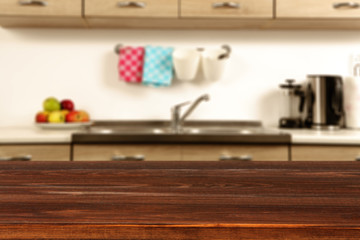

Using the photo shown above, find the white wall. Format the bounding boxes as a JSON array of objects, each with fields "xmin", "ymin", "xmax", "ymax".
[{"xmin": 1, "ymin": 27, "xmax": 360, "ymax": 127}]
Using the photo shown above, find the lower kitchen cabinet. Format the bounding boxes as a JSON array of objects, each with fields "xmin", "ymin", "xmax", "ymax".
[
  {"xmin": 73, "ymin": 144, "xmax": 182, "ymax": 161},
  {"xmin": 0, "ymin": 144, "xmax": 70, "ymax": 161},
  {"xmin": 73, "ymin": 144, "xmax": 289, "ymax": 161},
  {"xmin": 292, "ymin": 145, "xmax": 360, "ymax": 161},
  {"xmin": 182, "ymin": 144, "xmax": 289, "ymax": 161}
]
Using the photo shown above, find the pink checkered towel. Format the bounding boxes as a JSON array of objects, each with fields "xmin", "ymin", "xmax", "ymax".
[{"xmin": 118, "ymin": 46, "xmax": 145, "ymax": 83}]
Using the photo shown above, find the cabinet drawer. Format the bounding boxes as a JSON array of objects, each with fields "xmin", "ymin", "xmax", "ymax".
[
  {"xmin": 85, "ymin": 0, "xmax": 178, "ymax": 18},
  {"xmin": 181, "ymin": 0, "xmax": 272, "ymax": 18},
  {"xmin": 182, "ymin": 144, "xmax": 288, "ymax": 161},
  {"xmin": 0, "ymin": 145, "xmax": 70, "ymax": 161},
  {"xmin": 292, "ymin": 145, "xmax": 360, "ymax": 161},
  {"xmin": 277, "ymin": 0, "xmax": 360, "ymax": 18},
  {"xmin": 73, "ymin": 144, "xmax": 181, "ymax": 161},
  {"xmin": 0, "ymin": 0, "xmax": 82, "ymax": 17}
]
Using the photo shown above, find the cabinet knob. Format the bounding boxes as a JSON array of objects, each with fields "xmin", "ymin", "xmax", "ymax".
[
  {"xmin": 333, "ymin": 2, "xmax": 360, "ymax": 9},
  {"xmin": 18, "ymin": 0, "xmax": 48, "ymax": 7},
  {"xmin": 213, "ymin": 2, "xmax": 240, "ymax": 9},
  {"xmin": 117, "ymin": 1, "xmax": 146, "ymax": 8},
  {"xmin": 112, "ymin": 155, "xmax": 145, "ymax": 161},
  {"xmin": 219, "ymin": 154, "xmax": 252, "ymax": 161},
  {"xmin": 0, "ymin": 155, "xmax": 32, "ymax": 161}
]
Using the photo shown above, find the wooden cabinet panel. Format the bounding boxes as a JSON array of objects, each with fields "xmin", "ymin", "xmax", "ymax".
[
  {"xmin": 85, "ymin": 0, "xmax": 178, "ymax": 18},
  {"xmin": 182, "ymin": 144, "xmax": 288, "ymax": 161},
  {"xmin": 0, "ymin": 0, "xmax": 82, "ymax": 17},
  {"xmin": 277, "ymin": 0, "xmax": 360, "ymax": 18},
  {"xmin": 292, "ymin": 145, "xmax": 360, "ymax": 161},
  {"xmin": 73, "ymin": 144, "xmax": 182, "ymax": 161},
  {"xmin": 0, "ymin": 0, "xmax": 84, "ymax": 27},
  {"xmin": 0, "ymin": 145, "xmax": 70, "ymax": 161},
  {"xmin": 181, "ymin": 0, "xmax": 273, "ymax": 18}
]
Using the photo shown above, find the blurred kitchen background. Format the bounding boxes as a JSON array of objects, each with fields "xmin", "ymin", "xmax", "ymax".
[{"xmin": 0, "ymin": 28, "xmax": 359, "ymax": 127}]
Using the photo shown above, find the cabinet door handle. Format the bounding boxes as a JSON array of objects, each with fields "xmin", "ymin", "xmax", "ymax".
[
  {"xmin": 0, "ymin": 155, "xmax": 32, "ymax": 161},
  {"xmin": 219, "ymin": 154, "xmax": 252, "ymax": 161},
  {"xmin": 117, "ymin": 1, "xmax": 146, "ymax": 8},
  {"xmin": 213, "ymin": 2, "xmax": 240, "ymax": 9},
  {"xmin": 18, "ymin": 0, "xmax": 48, "ymax": 7},
  {"xmin": 333, "ymin": 2, "xmax": 360, "ymax": 9},
  {"xmin": 112, "ymin": 155, "xmax": 145, "ymax": 161}
]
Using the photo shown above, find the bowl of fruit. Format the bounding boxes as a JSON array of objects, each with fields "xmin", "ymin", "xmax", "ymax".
[{"xmin": 35, "ymin": 97, "xmax": 92, "ymax": 129}]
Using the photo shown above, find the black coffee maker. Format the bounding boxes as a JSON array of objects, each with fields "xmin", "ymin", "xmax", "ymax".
[
  {"xmin": 304, "ymin": 75, "xmax": 345, "ymax": 129},
  {"xmin": 279, "ymin": 79, "xmax": 305, "ymax": 128}
]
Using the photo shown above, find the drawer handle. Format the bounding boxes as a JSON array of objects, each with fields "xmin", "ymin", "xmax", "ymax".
[
  {"xmin": 0, "ymin": 155, "xmax": 32, "ymax": 161},
  {"xmin": 18, "ymin": 0, "xmax": 48, "ymax": 7},
  {"xmin": 117, "ymin": 1, "xmax": 146, "ymax": 8},
  {"xmin": 219, "ymin": 154, "xmax": 252, "ymax": 161},
  {"xmin": 333, "ymin": 2, "xmax": 360, "ymax": 9},
  {"xmin": 112, "ymin": 155, "xmax": 145, "ymax": 161},
  {"xmin": 213, "ymin": 2, "xmax": 240, "ymax": 9}
]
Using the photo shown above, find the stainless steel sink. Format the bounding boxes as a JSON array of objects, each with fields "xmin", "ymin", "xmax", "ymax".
[
  {"xmin": 87, "ymin": 125, "xmax": 263, "ymax": 135},
  {"xmin": 182, "ymin": 126, "xmax": 264, "ymax": 135},
  {"xmin": 72, "ymin": 120, "xmax": 290, "ymax": 144},
  {"xmin": 87, "ymin": 126, "xmax": 173, "ymax": 135}
]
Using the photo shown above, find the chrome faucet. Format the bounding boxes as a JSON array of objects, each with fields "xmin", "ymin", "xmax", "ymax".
[{"xmin": 171, "ymin": 94, "xmax": 210, "ymax": 133}]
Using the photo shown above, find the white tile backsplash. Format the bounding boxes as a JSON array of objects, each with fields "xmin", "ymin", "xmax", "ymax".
[{"xmin": 1, "ymin": 28, "xmax": 360, "ymax": 127}]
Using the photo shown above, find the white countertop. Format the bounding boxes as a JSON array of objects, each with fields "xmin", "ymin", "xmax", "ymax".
[
  {"xmin": 1, "ymin": 125, "xmax": 360, "ymax": 145},
  {"xmin": 0, "ymin": 126, "xmax": 77, "ymax": 144},
  {"xmin": 278, "ymin": 128, "xmax": 360, "ymax": 145}
]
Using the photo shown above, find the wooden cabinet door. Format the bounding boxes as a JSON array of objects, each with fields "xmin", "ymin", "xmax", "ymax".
[
  {"xmin": 0, "ymin": 0, "xmax": 82, "ymax": 17},
  {"xmin": 181, "ymin": 0, "xmax": 273, "ymax": 18},
  {"xmin": 73, "ymin": 144, "xmax": 182, "ymax": 161},
  {"xmin": 277, "ymin": 0, "xmax": 360, "ymax": 18},
  {"xmin": 85, "ymin": 0, "xmax": 178, "ymax": 18},
  {"xmin": 292, "ymin": 145, "xmax": 360, "ymax": 161},
  {"xmin": 182, "ymin": 144, "xmax": 289, "ymax": 161},
  {"xmin": 0, "ymin": 0, "xmax": 84, "ymax": 27},
  {"xmin": 0, "ymin": 144, "xmax": 70, "ymax": 161}
]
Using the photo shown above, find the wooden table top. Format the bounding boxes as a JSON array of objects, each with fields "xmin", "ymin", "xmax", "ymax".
[{"xmin": 1, "ymin": 161, "xmax": 360, "ymax": 239}]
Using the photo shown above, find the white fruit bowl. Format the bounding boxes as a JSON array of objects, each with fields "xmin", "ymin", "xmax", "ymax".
[{"xmin": 35, "ymin": 122, "xmax": 93, "ymax": 130}]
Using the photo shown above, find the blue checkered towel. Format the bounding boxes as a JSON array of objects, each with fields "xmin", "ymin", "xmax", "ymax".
[{"xmin": 142, "ymin": 46, "xmax": 174, "ymax": 87}]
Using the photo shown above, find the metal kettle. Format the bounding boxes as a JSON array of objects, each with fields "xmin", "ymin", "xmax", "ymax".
[{"xmin": 304, "ymin": 75, "xmax": 344, "ymax": 130}]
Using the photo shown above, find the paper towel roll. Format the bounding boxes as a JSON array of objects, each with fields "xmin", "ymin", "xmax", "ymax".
[{"xmin": 344, "ymin": 76, "xmax": 360, "ymax": 128}]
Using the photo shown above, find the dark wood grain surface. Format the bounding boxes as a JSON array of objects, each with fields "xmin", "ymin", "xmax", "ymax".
[{"xmin": 1, "ymin": 161, "xmax": 360, "ymax": 239}]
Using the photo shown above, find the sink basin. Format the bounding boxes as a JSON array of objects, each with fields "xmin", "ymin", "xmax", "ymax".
[
  {"xmin": 182, "ymin": 126, "xmax": 263, "ymax": 135},
  {"xmin": 88, "ymin": 126, "xmax": 173, "ymax": 135},
  {"xmin": 86, "ymin": 122, "xmax": 265, "ymax": 135},
  {"xmin": 87, "ymin": 126, "xmax": 262, "ymax": 135},
  {"xmin": 72, "ymin": 120, "xmax": 291, "ymax": 144}
]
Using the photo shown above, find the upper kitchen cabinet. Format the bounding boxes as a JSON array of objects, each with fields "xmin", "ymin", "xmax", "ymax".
[
  {"xmin": 84, "ymin": 0, "xmax": 179, "ymax": 28},
  {"xmin": 0, "ymin": 0, "xmax": 84, "ymax": 27},
  {"xmin": 277, "ymin": 0, "xmax": 360, "ymax": 18},
  {"xmin": 84, "ymin": 0, "xmax": 274, "ymax": 29},
  {"xmin": 85, "ymin": 0, "xmax": 178, "ymax": 18},
  {"xmin": 274, "ymin": 0, "xmax": 360, "ymax": 29},
  {"xmin": 2, "ymin": 0, "xmax": 360, "ymax": 29},
  {"xmin": 181, "ymin": 0, "xmax": 273, "ymax": 19}
]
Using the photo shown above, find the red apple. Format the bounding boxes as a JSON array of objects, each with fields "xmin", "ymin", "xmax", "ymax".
[
  {"xmin": 60, "ymin": 99, "xmax": 74, "ymax": 111},
  {"xmin": 65, "ymin": 111, "xmax": 80, "ymax": 122},
  {"xmin": 65, "ymin": 110, "xmax": 90, "ymax": 123},
  {"xmin": 35, "ymin": 111, "xmax": 49, "ymax": 123}
]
